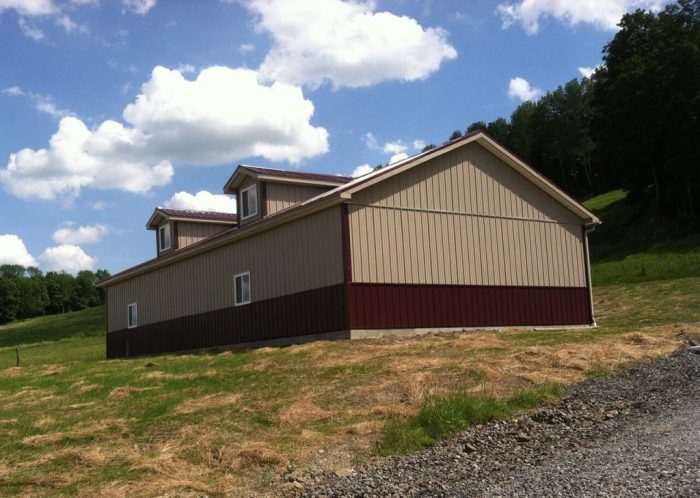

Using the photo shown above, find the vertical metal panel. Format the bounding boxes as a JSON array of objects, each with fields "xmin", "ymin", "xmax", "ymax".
[
  {"xmin": 176, "ymin": 222, "xmax": 231, "ymax": 249},
  {"xmin": 107, "ymin": 207, "xmax": 344, "ymax": 332},
  {"xmin": 264, "ymin": 182, "xmax": 329, "ymax": 216},
  {"xmin": 346, "ymin": 283, "xmax": 591, "ymax": 330}
]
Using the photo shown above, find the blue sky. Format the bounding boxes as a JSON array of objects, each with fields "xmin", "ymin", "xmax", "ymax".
[{"xmin": 0, "ymin": 0, "xmax": 667, "ymax": 274}]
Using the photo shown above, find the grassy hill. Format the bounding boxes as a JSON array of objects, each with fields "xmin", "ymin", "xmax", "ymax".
[
  {"xmin": 1, "ymin": 189, "xmax": 699, "ymax": 496},
  {"xmin": 585, "ymin": 189, "xmax": 700, "ymax": 285}
]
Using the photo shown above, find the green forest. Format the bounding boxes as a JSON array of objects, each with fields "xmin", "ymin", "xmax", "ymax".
[
  {"xmin": 0, "ymin": 266, "xmax": 110, "ymax": 324},
  {"xmin": 421, "ymin": 0, "xmax": 700, "ymax": 221}
]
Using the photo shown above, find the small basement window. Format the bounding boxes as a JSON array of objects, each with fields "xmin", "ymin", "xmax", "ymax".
[
  {"xmin": 234, "ymin": 272, "xmax": 251, "ymax": 306},
  {"xmin": 127, "ymin": 303, "xmax": 138, "ymax": 329},
  {"xmin": 240, "ymin": 184, "xmax": 258, "ymax": 220},
  {"xmin": 158, "ymin": 223, "xmax": 171, "ymax": 252}
]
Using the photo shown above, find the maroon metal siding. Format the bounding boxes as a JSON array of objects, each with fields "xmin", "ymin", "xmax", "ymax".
[
  {"xmin": 347, "ymin": 283, "xmax": 592, "ymax": 329},
  {"xmin": 106, "ymin": 283, "xmax": 349, "ymax": 358}
]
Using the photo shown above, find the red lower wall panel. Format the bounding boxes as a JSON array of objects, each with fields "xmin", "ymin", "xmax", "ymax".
[{"xmin": 347, "ymin": 283, "xmax": 592, "ymax": 329}]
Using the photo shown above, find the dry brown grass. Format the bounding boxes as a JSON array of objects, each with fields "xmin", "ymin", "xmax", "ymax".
[
  {"xmin": 280, "ymin": 399, "xmax": 333, "ymax": 425},
  {"xmin": 23, "ymin": 432, "xmax": 67, "ymax": 447},
  {"xmin": 176, "ymin": 393, "xmax": 241, "ymax": 414}
]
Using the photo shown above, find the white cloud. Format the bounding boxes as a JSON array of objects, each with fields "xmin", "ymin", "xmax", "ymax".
[
  {"xmin": 2, "ymin": 86, "xmax": 25, "ymax": 96},
  {"xmin": 92, "ymin": 200, "xmax": 107, "ymax": 210},
  {"xmin": 0, "ymin": 0, "xmax": 55, "ymax": 16},
  {"xmin": 0, "ymin": 234, "xmax": 38, "ymax": 267},
  {"xmin": 122, "ymin": 65, "xmax": 328, "ymax": 164},
  {"xmin": 123, "ymin": 0, "xmax": 156, "ymax": 15},
  {"xmin": 239, "ymin": 42, "xmax": 255, "ymax": 53},
  {"xmin": 508, "ymin": 77, "xmax": 542, "ymax": 102},
  {"xmin": 39, "ymin": 244, "xmax": 95, "ymax": 273},
  {"xmin": 1, "ymin": 65, "xmax": 328, "ymax": 200},
  {"xmin": 578, "ymin": 66, "xmax": 599, "ymax": 78},
  {"xmin": 164, "ymin": 190, "xmax": 237, "ymax": 213},
  {"xmin": 249, "ymin": 0, "xmax": 457, "ymax": 88},
  {"xmin": 383, "ymin": 140, "xmax": 408, "ymax": 155},
  {"xmin": 176, "ymin": 63, "xmax": 195, "ymax": 74},
  {"xmin": 412, "ymin": 139, "xmax": 426, "ymax": 151},
  {"xmin": 364, "ymin": 132, "xmax": 379, "ymax": 150},
  {"xmin": 0, "ymin": 116, "xmax": 174, "ymax": 200},
  {"xmin": 53, "ymin": 223, "xmax": 111, "ymax": 244},
  {"xmin": 389, "ymin": 152, "xmax": 409, "ymax": 164},
  {"xmin": 351, "ymin": 163, "xmax": 374, "ymax": 177},
  {"xmin": 497, "ymin": 0, "xmax": 667, "ymax": 35},
  {"xmin": 18, "ymin": 17, "xmax": 45, "ymax": 40}
]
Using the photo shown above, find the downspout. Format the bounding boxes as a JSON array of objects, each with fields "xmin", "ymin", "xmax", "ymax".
[{"xmin": 583, "ymin": 225, "xmax": 596, "ymax": 326}]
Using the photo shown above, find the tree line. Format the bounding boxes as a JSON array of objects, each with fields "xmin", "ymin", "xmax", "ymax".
[
  {"xmin": 423, "ymin": 0, "xmax": 700, "ymax": 220},
  {"xmin": 0, "ymin": 265, "xmax": 110, "ymax": 324}
]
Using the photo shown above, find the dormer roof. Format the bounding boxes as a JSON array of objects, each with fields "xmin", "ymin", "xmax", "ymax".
[
  {"xmin": 223, "ymin": 164, "xmax": 353, "ymax": 194},
  {"xmin": 146, "ymin": 208, "xmax": 238, "ymax": 230}
]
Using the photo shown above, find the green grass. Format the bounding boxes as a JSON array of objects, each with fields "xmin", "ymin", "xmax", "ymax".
[
  {"xmin": 0, "ymin": 306, "xmax": 105, "ymax": 349},
  {"xmin": 377, "ymin": 383, "xmax": 561, "ymax": 455},
  {"xmin": 585, "ymin": 190, "xmax": 700, "ymax": 285}
]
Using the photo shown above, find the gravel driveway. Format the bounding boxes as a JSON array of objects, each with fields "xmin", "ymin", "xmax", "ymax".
[{"xmin": 301, "ymin": 347, "xmax": 700, "ymax": 497}]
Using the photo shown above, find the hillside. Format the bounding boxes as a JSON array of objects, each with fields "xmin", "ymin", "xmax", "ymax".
[{"xmin": 584, "ymin": 190, "xmax": 700, "ymax": 285}]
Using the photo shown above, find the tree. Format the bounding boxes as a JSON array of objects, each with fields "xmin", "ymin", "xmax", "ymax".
[
  {"xmin": 17, "ymin": 268, "xmax": 48, "ymax": 319},
  {"xmin": 449, "ymin": 130, "xmax": 463, "ymax": 141},
  {"xmin": 95, "ymin": 269, "xmax": 111, "ymax": 305},
  {"xmin": 0, "ymin": 276, "xmax": 20, "ymax": 324},
  {"xmin": 466, "ymin": 121, "xmax": 487, "ymax": 133},
  {"xmin": 45, "ymin": 272, "xmax": 75, "ymax": 314},
  {"xmin": 72, "ymin": 270, "xmax": 101, "ymax": 310}
]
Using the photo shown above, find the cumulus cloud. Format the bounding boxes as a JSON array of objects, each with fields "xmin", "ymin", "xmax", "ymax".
[
  {"xmin": 412, "ymin": 139, "xmax": 427, "ymax": 151},
  {"xmin": 351, "ymin": 164, "xmax": 374, "ymax": 177},
  {"xmin": 383, "ymin": 141, "xmax": 408, "ymax": 155},
  {"xmin": 1, "ymin": 65, "xmax": 329, "ymax": 200},
  {"xmin": 249, "ymin": 0, "xmax": 457, "ymax": 88},
  {"xmin": 578, "ymin": 66, "xmax": 599, "ymax": 78},
  {"xmin": 497, "ymin": 0, "xmax": 667, "ymax": 35},
  {"xmin": 39, "ymin": 244, "xmax": 95, "ymax": 273},
  {"xmin": 389, "ymin": 152, "xmax": 408, "ymax": 164},
  {"xmin": 508, "ymin": 77, "xmax": 542, "ymax": 102},
  {"xmin": 0, "ymin": 234, "xmax": 38, "ymax": 267},
  {"xmin": 0, "ymin": 116, "xmax": 174, "ymax": 200},
  {"xmin": 122, "ymin": 66, "xmax": 328, "ymax": 165},
  {"xmin": 164, "ymin": 190, "xmax": 237, "ymax": 213},
  {"xmin": 123, "ymin": 0, "xmax": 156, "ymax": 15},
  {"xmin": 53, "ymin": 223, "xmax": 111, "ymax": 245}
]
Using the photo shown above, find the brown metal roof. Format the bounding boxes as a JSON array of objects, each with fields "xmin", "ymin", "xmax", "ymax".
[
  {"xmin": 242, "ymin": 166, "xmax": 353, "ymax": 184},
  {"xmin": 157, "ymin": 208, "xmax": 238, "ymax": 223}
]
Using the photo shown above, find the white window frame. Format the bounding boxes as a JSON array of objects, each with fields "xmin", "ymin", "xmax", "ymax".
[
  {"xmin": 127, "ymin": 303, "xmax": 138, "ymax": 329},
  {"xmin": 158, "ymin": 223, "xmax": 171, "ymax": 252},
  {"xmin": 240, "ymin": 184, "xmax": 258, "ymax": 220},
  {"xmin": 234, "ymin": 271, "xmax": 251, "ymax": 306}
]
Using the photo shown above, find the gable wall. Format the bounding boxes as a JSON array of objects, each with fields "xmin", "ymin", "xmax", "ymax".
[
  {"xmin": 264, "ymin": 182, "xmax": 330, "ymax": 216},
  {"xmin": 176, "ymin": 221, "xmax": 232, "ymax": 249},
  {"xmin": 108, "ymin": 206, "xmax": 344, "ymax": 331},
  {"xmin": 348, "ymin": 142, "xmax": 587, "ymax": 287}
]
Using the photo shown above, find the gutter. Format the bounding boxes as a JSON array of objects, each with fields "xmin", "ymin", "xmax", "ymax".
[{"xmin": 583, "ymin": 224, "xmax": 597, "ymax": 326}]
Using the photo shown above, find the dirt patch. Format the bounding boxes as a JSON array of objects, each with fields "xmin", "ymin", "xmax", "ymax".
[
  {"xmin": 280, "ymin": 399, "xmax": 332, "ymax": 425},
  {"xmin": 176, "ymin": 393, "xmax": 241, "ymax": 414}
]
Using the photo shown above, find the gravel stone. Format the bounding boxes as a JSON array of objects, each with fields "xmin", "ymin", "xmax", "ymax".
[{"xmin": 299, "ymin": 348, "xmax": 700, "ymax": 497}]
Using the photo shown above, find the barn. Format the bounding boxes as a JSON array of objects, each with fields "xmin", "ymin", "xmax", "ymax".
[{"xmin": 101, "ymin": 131, "xmax": 600, "ymax": 358}]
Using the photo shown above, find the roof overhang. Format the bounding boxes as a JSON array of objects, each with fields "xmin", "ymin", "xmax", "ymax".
[
  {"xmin": 223, "ymin": 165, "xmax": 349, "ymax": 194},
  {"xmin": 146, "ymin": 208, "xmax": 238, "ymax": 230}
]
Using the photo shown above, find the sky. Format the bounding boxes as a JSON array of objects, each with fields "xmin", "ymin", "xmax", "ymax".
[{"xmin": 0, "ymin": 0, "xmax": 669, "ymax": 275}]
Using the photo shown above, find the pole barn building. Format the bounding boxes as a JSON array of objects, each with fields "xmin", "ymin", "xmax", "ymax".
[{"xmin": 101, "ymin": 131, "xmax": 600, "ymax": 358}]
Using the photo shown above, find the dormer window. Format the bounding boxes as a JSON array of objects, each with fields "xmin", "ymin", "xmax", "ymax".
[
  {"xmin": 241, "ymin": 184, "xmax": 258, "ymax": 220},
  {"xmin": 158, "ymin": 223, "xmax": 171, "ymax": 252}
]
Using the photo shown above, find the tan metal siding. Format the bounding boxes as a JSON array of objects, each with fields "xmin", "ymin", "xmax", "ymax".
[
  {"xmin": 108, "ymin": 207, "xmax": 343, "ymax": 331},
  {"xmin": 176, "ymin": 222, "xmax": 231, "ymax": 249},
  {"xmin": 352, "ymin": 142, "xmax": 582, "ymax": 224},
  {"xmin": 348, "ymin": 141, "xmax": 587, "ymax": 287},
  {"xmin": 264, "ymin": 182, "xmax": 329, "ymax": 216}
]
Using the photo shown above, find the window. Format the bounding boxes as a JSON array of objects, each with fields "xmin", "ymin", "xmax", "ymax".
[
  {"xmin": 234, "ymin": 272, "xmax": 251, "ymax": 306},
  {"xmin": 240, "ymin": 184, "xmax": 258, "ymax": 220},
  {"xmin": 128, "ymin": 303, "xmax": 138, "ymax": 328},
  {"xmin": 158, "ymin": 223, "xmax": 171, "ymax": 252}
]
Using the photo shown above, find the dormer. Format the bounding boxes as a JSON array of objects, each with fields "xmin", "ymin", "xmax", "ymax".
[
  {"xmin": 146, "ymin": 208, "xmax": 238, "ymax": 257},
  {"xmin": 223, "ymin": 165, "xmax": 352, "ymax": 225}
]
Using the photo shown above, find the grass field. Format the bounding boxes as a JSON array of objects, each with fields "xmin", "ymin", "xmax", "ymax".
[{"xmin": 1, "ymin": 189, "xmax": 699, "ymax": 496}]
